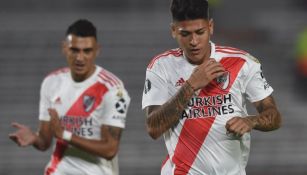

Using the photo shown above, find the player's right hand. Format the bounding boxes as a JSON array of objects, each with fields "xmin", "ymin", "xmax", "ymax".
[
  {"xmin": 187, "ymin": 58, "xmax": 225, "ymax": 90},
  {"xmin": 9, "ymin": 122, "xmax": 37, "ymax": 147}
]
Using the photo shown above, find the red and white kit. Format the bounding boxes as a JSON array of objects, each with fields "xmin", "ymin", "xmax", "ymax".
[
  {"xmin": 142, "ymin": 42, "xmax": 273, "ymax": 175},
  {"xmin": 39, "ymin": 66, "xmax": 130, "ymax": 175}
]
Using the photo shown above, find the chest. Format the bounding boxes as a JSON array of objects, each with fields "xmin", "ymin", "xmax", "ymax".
[
  {"xmin": 168, "ymin": 64, "xmax": 243, "ymax": 93},
  {"xmin": 50, "ymin": 80, "xmax": 107, "ymax": 118}
]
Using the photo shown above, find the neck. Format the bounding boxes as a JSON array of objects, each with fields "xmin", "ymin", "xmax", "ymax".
[
  {"xmin": 71, "ymin": 66, "xmax": 96, "ymax": 82},
  {"xmin": 187, "ymin": 43, "xmax": 212, "ymax": 65},
  {"xmin": 199, "ymin": 42, "xmax": 212, "ymax": 64}
]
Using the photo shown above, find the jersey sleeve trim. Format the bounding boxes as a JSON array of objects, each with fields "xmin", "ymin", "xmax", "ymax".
[
  {"xmin": 248, "ymin": 89, "xmax": 273, "ymax": 103},
  {"xmin": 100, "ymin": 121, "xmax": 125, "ymax": 129}
]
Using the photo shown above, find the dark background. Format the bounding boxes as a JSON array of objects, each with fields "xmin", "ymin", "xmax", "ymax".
[{"xmin": 1, "ymin": 0, "xmax": 307, "ymax": 174}]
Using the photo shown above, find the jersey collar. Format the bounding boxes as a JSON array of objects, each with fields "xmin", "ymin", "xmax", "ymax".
[{"xmin": 209, "ymin": 41, "xmax": 216, "ymax": 60}]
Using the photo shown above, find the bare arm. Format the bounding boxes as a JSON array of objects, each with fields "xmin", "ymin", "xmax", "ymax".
[
  {"xmin": 49, "ymin": 109, "xmax": 122, "ymax": 160},
  {"xmin": 145, "ymin": 82, "xmax": 195, "ymax": 139},
  {"xmin": 9, "ymin": 121, "xmax": 53, "ymax": 151},
  {"xmin": 70, "ymin": 125, "xmax": 122, "ymax": 160},
  {"xmin": 146, "ymin": 58, "xmax": 225, "ymax": 139},
  {"xmin": 226, "ymin": 95, "xmax": 282, "ymax": 136},
  {"xmin": 250, "ymin": 95, "xmax": 282, "ymax": 131},
  {"xmin": 34, "ymin": 121, "xmax": 53, "ymax": 150}
]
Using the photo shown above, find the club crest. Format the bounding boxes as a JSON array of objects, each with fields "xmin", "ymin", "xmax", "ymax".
[
  {"xmin": 215, "ymin": 71, "xmax": 230, "ymax": 90},
  {"xmin": 83, "ymin": 95, "xmax": 95, "ymax": 112}
]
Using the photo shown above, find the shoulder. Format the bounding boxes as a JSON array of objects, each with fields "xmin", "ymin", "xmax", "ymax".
[
  {"xmin": 42, "ymin": 67, "xmax": 70, "ymax": 86},
  {"xmin": 147, "ymin": 48, "xmax": 183, "ymax": 70},
  {"xmin": 45, "ymin": 67, "xmax": 70, "ymax": 78},
  {"xmin": 215, "ymin": 45, "xmax": 261, "ymax": 65},
  {"xmin": 96, "ymin": 67, "xmax": 130, "ymax": 102},
  {"xmin": 97, "ymin": 66, "xmax": 125, "ymax": 90},
  {"xmin": 215, "ymin": 45, "xmax": 248, "ymax": 56}
]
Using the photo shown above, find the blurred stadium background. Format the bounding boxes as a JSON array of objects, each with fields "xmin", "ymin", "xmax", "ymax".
[{"xmin": 0, "ymin": 0, "xmax": 306, "ymax": 174}]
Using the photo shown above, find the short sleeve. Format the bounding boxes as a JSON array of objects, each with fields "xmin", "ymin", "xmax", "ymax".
[
  {"xmin": 39, "ymin": 78, "xmax": 52, "ymax": 121},
  {"xmin": 95, "ymin": 87, "xmax": 130, "ymax": 128},
  {"xmin": 142, "ymin": 70, "xmax": 170, "ymax": 109},
  {"xmin": 245, "ymin": 62, "xmax": 273, "ymax": 103}
]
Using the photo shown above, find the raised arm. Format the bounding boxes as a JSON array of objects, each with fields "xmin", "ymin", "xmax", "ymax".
[
  {"xmin": 49, "ymin": 109, "xmax": 122, "ymax": 160},
  {"xmin": 145, "ymin": 58, "xmax": 225, "ymax": 139}
]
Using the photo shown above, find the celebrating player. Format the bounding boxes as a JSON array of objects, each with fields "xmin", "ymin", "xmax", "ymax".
[
  {"xmin": 9, "ymin": 19, "xmax": 130, "ymax": 175},
  {"xmin": 142, "ymin": 0, "xmax": 282, "ymax": 174}
]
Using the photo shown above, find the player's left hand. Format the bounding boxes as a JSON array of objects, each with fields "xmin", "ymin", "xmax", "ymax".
[
  {"xmin": 48, "ymin": 108, "xmax": 64, "ymax": 140},
  {"xmin": 225, "ymin": 117, "xmax": 256, "ymax": 137}
]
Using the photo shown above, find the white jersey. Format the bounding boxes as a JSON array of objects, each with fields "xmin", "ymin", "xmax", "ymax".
[
  {"xmin": 142, "ymin": 42, "xmax": 273, "ymax": 175},
  {"xmin": 39, "ymin": 65, "xmax": 130, "ymax": 175}
]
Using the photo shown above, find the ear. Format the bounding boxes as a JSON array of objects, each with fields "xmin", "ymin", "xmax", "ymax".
[
  {"xmin": 96, "ymin": 43, "xmax": 101, "ymax": 57},
  {"xmin": 62, "ymin": 40, "xmax": 67, "ymax": 55},
  {"xmin": 209, "ymin": 19, "xmax": 214, "ymax": 35},
  {"xmin": 170, "ymin": 23, "xmax": 176, "ymax": 39}
]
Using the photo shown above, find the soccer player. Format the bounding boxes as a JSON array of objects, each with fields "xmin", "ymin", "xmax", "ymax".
[
  {"xmin": 142, "ymin": 0, "xmax": 282, "ymax": 174},
  {"xmin": 9, "ymin": 19, "xmax": 130, "ymax": 175}
]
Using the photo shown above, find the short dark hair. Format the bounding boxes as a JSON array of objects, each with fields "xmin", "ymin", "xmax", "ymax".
[
  {"xmin": 66, "ymin": 19, "xmax": 97, "ymax": 39},
  {"xmin": 171, "ymin": 0, "xmax": 209, "ymax": 22}
]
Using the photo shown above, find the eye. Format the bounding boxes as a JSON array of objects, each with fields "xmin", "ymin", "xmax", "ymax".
[
  {"xmin": 180, "ymin": 31, "xmax": 190, "ymax": 37},
  {"xmin": 83, "ymin": 48, "xmax": 93, "ymax": 54},
  {"xmin": 196, "ymin": 30, "xmax": 205, "ymax": 35},
  {"xmin": 70, "ymin": 48, "xmax": 79, "ymax": 54}
]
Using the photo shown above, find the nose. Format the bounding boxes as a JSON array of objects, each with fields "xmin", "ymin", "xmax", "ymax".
[
  {"xmin": 190, "ymin": 33, "xmax": 199, "ymax": 47},
  {"xmin": 76, "ymin": 51, "xmax": 85, "ymax": 61}
]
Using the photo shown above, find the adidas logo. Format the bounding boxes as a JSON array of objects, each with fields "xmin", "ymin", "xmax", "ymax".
[{"xmin": 175, "ymin": 78, "xmax": 185, "ymax": 87}]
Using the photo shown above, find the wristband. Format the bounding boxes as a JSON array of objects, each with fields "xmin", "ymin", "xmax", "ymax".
[{"xmin": 62, "ymin": 130, "xmax": 72, "ymax": 142}]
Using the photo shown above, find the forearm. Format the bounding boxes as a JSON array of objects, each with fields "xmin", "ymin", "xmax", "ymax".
[
  {"xmin": 33, "ymin": 126, "xmax": 53, "ymax": 151},
  {"xmin": 68, "ymin": 134, "xmax": 118, "ymax": 160},
  {"xmin": 33, "ymin": 121, "xmax": 52, "ymax": 151},
  {"xmin": 33, "ymin": 134, "xmax": 50, "ymax": 151},
  {"xmin": 48, "ymin": 109, "xmax": 121, "ymax": 160},
  {"xmin": 248, "ymin": 107, "xmax": 282, "ymax": 131},
  {"xmin": 146, "ymin": 82, "xmax": 195, "ymax": 139}
]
